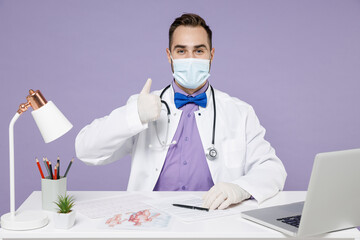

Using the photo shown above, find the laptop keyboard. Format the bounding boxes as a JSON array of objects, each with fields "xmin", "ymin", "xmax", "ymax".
[{"xmin": 277, "ymin": 215, "xmax": 301, "ymax": 228}]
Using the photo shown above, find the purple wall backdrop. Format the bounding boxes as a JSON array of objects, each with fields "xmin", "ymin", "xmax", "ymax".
[{"xmin": 0, "ymin": 0, "xmax": 359, "ymax": 217}]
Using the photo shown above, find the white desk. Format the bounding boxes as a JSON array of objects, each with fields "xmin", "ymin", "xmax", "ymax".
[{"xmin": 0, "ymin": 191, "xmax": 359, "ymax": 239}]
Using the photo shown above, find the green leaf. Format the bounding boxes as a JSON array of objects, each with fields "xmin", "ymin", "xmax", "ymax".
[{"xmin": 53, "ymin": 194, "xmax": 75, "ymax": 213}]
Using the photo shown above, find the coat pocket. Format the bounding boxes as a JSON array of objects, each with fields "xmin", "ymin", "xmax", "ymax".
[{"xmin": 221, "ymin": 139, "xmax": 246, "ymax": 169}]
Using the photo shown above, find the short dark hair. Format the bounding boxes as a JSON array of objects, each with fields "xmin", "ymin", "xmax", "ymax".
[{"xmin": 169, "ymin": 13, "xmax": 212, "ymax": 50}]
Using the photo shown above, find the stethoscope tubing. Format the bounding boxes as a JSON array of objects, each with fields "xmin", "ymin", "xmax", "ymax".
[{"xmin": 159, "ymin": 84, "xmax": 217, "ymax": 147}]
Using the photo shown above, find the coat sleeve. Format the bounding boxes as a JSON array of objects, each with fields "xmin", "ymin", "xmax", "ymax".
[
  {"xmin": 232, "ymin": 106, "xmax": 287, "ymax": 203},
  {"xmin": 75, "ymin": 94, "xmax": 148, "ymax": 165}
]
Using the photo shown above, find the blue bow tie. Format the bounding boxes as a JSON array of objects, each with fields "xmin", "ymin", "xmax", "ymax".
[{"xmin": 174, "ymin": 92, "xmax": 207, "ymax": 109}]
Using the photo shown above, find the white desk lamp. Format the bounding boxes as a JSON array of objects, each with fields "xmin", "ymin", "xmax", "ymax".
[{"xmin": 0, "ymin": 89, "xmax": 73, "ymax": 230}]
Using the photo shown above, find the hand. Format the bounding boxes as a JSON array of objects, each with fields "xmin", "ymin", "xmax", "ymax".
[
  {"xmin": 137, "ymin": 78, "xmax": 162, "ymax": 124},
  {"xmin": 202, "ymin": 182, "xmax": 251, "ymax": 210}
]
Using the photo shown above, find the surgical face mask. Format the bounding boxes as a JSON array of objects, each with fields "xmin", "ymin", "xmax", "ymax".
[{"xmin": 171, "ymin": 55, "xmax": 211, "ymax": 89}]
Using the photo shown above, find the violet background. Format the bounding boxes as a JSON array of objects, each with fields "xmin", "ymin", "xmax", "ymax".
[{"xmin": 0, "ymin": 0, "xmax": 359, "ymax": 217}]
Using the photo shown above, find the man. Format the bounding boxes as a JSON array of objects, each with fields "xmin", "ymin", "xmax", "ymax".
[{"xmin": 75, "ymin": 13, "xmax": 287, "ymax": 210}]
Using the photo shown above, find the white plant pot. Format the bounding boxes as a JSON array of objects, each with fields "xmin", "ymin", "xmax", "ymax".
[{"xmin": 53, "ymin": 210, "xmax": 76, "ymax": 229}]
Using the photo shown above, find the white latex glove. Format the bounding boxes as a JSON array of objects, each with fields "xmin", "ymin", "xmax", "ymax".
[
  {"xmin": 137, "ymin": 78, "xmax": 162, "ymax": 124},
  {"xmin": 202, "ymin": 182, "xmax": 251, "ymax": 210}
]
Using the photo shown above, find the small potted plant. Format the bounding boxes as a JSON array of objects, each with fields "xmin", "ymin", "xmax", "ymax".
[{"xmin": 53, "ymin": 194, "xmax": 76, "ymax": 229}]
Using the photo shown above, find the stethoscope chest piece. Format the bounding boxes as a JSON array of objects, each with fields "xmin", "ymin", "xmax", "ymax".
[{"xmin": 206, "ymin": 146, "xmax": 218, "ymax": 161}]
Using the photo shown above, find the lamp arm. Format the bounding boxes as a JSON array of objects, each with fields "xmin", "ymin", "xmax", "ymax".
[
  {"xmin": 9, "ymin": 112, "xmax": 21, "ymax": 216},
  {"xmin": 1, "ymin": 90, "xmax": 59, "ymax": 230}
]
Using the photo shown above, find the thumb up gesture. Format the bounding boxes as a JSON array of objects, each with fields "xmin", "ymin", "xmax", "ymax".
[{"xmin": 137, "ymin": 78, "xmax": 162, "ymax": 124}]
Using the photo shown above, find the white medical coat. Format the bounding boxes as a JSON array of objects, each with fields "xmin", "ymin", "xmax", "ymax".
[{"xmin": 75, "ymin": 86, "xmax": 287, "ymax": 203}]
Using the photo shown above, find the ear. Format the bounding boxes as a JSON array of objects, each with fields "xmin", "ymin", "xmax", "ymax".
[
  {"xmin": 210, "ymin": 48, "xmax": 215, "ymax": 63},
  {"xmin": 166, "ymin": 48, "xmax": 171, "ymax": 64}
]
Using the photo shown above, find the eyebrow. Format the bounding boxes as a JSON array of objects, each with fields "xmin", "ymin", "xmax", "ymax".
[
  {"xmin": 173, "ymin": 45, "xmax": 186, "ymax": 50},
  {"xmin": 194, "ymin": 44, "xmax": 208, "ymax": 49},
  {"xmin": 173, "ymin": 44, "xmax": 208, "ymax": 51}
]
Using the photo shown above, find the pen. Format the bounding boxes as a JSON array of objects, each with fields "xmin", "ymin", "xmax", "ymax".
[
  {"xmin": 172, "ymin": 203, "xmax": 209, "ymax": 212},
  {"xmin": 35, "ymin": 158, "xmax": 45, "ymax": 179},
  {"xmin": 64, "ymin": 158, "xmax": 74, "ymax": 177}
]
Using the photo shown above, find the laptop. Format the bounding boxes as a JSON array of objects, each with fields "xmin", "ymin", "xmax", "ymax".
[{"xmin": 241, "ymin": 148, "xmax": 360, "ymax": 237}]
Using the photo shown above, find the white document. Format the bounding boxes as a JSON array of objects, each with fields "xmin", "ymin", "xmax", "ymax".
[
  {"xmin": 145, "ymin": 195, "xmax": 258, "ymax": 222},
  {"xmin": 75, "ymin": 193, "xmax": 152, "ymax": 219}
]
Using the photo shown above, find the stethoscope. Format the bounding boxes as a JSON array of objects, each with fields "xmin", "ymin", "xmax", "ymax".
[{"xmin": 151, "ymin": 84, "xmax": 218, "ymax": 161}]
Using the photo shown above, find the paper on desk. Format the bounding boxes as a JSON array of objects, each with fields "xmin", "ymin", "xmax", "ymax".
[
  {"xmin": 145, "ymin": 195, "xmax": 258, "ymax": 222},
  {"xmin": 100, "ymin": 209, "xmax": 172, "ymax": 230},
  {"xmin": 74, "ymin": 193, "xmax": 153, "ymax": 219}
]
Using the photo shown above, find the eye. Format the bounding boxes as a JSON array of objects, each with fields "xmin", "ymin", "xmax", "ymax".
[
  {"xmin": 176, "ymin": 49, "xmax": 185, "ymax": 54},
  {"xmin": 195, "ymin": 49, "xmax": 205, "ymax": 55}
]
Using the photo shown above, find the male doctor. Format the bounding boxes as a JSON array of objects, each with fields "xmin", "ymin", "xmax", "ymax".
[{"xmin": 75, "ymin": 13, "xmax": 287, "ymax": 210}]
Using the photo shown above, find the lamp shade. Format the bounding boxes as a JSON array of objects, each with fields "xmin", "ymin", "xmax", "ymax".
[{"xmin": 31, "ymin": 101, "xmax": 73, "ymax": 143}]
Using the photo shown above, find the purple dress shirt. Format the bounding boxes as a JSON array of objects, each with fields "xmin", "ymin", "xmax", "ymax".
[{"xmin": 153, "ymin": 81, "xmax": 215, "ymax": 191}]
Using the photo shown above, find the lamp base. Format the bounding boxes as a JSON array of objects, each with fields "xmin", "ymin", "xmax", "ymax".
[{"xmin": 1, "ymin": 210, "xmax": 48, "ymax": 230}]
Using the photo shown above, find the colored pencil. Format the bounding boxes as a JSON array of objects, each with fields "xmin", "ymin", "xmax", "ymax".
[
  {"xmin": 54, "ymin": 166, "xmax": 57, "ymax": 180},
  {"xmin": 46, "ymin": 157, "xmax": 50, "ymax": 169},
  {"xmin": 48, "ymin": 161, "xmax": 53, "ymax": 179},
  {"xmin": 36, "ymin": 158, "xmax": 45, "ymax": 179},
  {"xmin": 57, "ymin": 156, "xmax": 60, "ymax": 179},
  {"xmin": 64, "ymin": 158, "xmax": 74, "ymax": 177},
  {"xmin": 55, "ymin": 164, "xmax": 59, "ymax": 180},
  {"xmin": 43, "ymin": 157, "xmax": 50, "ymax": 177}
]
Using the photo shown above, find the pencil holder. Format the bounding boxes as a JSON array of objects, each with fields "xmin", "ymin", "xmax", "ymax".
[{"xmin": 41, "ymin": 177, "xmax": 67, "ymax": 211}]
